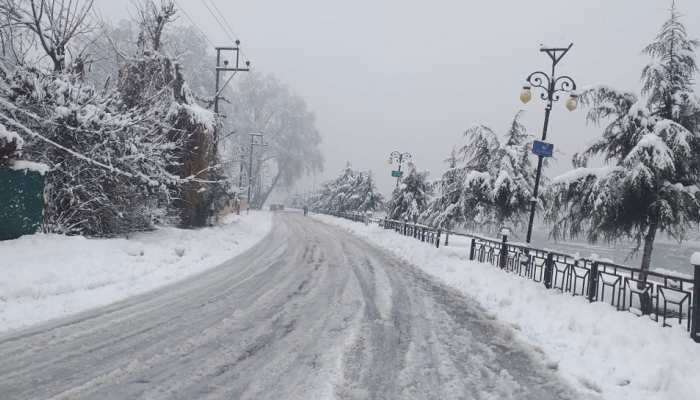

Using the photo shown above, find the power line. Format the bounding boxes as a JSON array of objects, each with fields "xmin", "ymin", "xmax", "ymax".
[
  {"xmin": 201, "ymin": 0, "xmax": 235, "ymax": 42},
  {"xmin": 172, "ymin": 0, "xmax": 215, "ymax": 48},
  {"xmin": 207, "ymin": 0, "xmax": 238, "ymax": 42},
  {"xmin": 201, "ymin": 0, "xmax": 251, "ymax": 63}
]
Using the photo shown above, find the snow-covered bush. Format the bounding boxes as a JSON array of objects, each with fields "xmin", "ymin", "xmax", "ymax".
[
  {"xmin": 0, "ymin": 65, "xmax": 183, "ymax": 235},
  {"xmin": 0, "ymin": 0, "xmax": 218, "ymax": 235}
]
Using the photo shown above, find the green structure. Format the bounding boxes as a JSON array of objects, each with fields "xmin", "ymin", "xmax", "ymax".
[{"xmin": 0, "ymin": 165, "xmax": 45, "ymax": 240}]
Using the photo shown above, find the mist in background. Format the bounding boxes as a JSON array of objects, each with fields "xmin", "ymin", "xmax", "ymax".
[{"xmin": 95, "ymin": 0, "xmax": 700, "ymax": 195}]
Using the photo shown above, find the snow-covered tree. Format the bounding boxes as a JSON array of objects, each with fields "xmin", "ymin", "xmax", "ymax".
[
  {"xmin": 311, "ymin": 164, "xmax": 383, "ymax": 213},
  {"xmin": 227, "ymin": 72, "xmax": 323, "ymax": 208},
  {"xmin": 546, "ymin": 4, "xmax": 700, "ymax": 290},
  {"xmin": 458, "ymin": 111, "xmax": 536, "ymax": 231},
  {"xmin": 117, "ymin": 1, "xmax": 219, "ymax": 228},
  {"xmin": 0, "ymin": 0, "xmax": 218, "ymax": 235},
  {"xmin": 421, "ymin": 148, "xmax": 465, "ymax": 229},
  {"xmin": 386, "ymin": 163, "xmax": 432, "ymax": 222}
]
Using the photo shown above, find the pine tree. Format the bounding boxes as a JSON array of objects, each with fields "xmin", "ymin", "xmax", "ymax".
[
  {"xmin": 387, "ymin": 163, "xmax": 432, "ymax": 222},
  {"xmin": 421, "ymin": 148, "xmax": 465, "ymax": 229},
  {"xmin": 311, "ymin": 165, "xmax": 383, "ymax": 213},
  {"xmin": 459, "ymin": 111, "xmax": 536, "ymax": 232},
  {"xmin": 546, "ymin": 3, "xmax": 700, "ymax": 300},
  {"xmin": 355, "ymin": 172, "xmax": 384, "ymax": 212}
]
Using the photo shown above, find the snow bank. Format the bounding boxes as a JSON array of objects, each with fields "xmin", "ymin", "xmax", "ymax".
[
  {"xmin": 314, "ymin": 214, "xmax": 700, "ymax": 400},
  {"xmin": 0, "ymin": 211, "xmax": 272, "ymax": 333}
]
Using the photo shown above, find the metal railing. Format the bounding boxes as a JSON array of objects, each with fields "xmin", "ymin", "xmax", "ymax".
[
  {"xmin": 468, "ymin": 235, "xmax": 697, "ymax": 335},
  {"xmin": 322, "ymin": 212, "xmax": 700, "ymax": 343}
]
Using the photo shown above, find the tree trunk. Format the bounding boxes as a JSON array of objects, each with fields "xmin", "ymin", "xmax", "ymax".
[
  {"xmin": 638, "ymin": 221, "xmax": 657, "ymax": 315},
  {"xmin": 254, "ymin": 170, "xmax": 281, "ymax": 209}
]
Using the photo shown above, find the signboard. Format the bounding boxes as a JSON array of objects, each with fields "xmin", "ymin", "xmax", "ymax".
[
  {"xmin": 532, "ymin": 140, "xmax": 554, "ymax": 157},
  {"xmin": 391, "ymin": 170, "xmax": 403, "ymax": 178}
]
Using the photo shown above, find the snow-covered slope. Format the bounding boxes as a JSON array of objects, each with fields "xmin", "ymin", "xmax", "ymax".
[
  {"xmin": 0, "ymin": 212, "xmax": 272, "ymax": 333},
  {"xmin": 314, "ymin": 214, "xmax": 700, "ymax": 400}
]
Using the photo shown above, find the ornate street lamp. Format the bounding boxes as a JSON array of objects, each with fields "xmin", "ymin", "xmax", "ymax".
[
  {"xmin": 388, "ymin": 151, "xmax": 412, "ymax": 188},
  {"xmin": 521, "ymin": 43, "xmax": 577, "ymax": 244}
]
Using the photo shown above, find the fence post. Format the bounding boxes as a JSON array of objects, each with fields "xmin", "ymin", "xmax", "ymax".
[
  {"xmin": 587, "ymin": 261, "xmax": 600, "ymax": 303},
  {"xmin": 499, "ymin": 234, "xmax": 508, "ymax": 269},
  {"xmin": 692, "ymin": 261, "xmax": 700, "ymax": 343},
  {"xmin": 543, "ymin": 253, "xmax": 554, "ymax": 289},
  {"xmin": 469, "ymin": 238, "xmax": 476, "ymax": 261},
  {"xmin": 436, "ymin": 229, "xmax": 441, "ymax": 248}
]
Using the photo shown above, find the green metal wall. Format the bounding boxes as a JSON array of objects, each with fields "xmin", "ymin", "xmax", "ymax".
[{"xmin": 0, "ymin": 167, "xmax": 45, "ymax": 240}]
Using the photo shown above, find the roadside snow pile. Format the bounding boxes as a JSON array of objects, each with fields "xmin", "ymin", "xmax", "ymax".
[
  {"xmin": 314, "ymin": 214, "xmax": 700, "ymax": 400},
  {"xmin": 0, "ymin": 211, "xmax": 272, "ymax": 333}
]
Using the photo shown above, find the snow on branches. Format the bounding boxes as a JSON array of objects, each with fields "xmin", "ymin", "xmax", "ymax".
[
  {"xmin": 457, "ymin": 111, "xmax": 536, "ymax": 231},
  {"xmin": 0, "ymin": 0, "xmax": 219, "ymax": 235},
  {"xmin": 546, "ymin": 4, "xmax": 700, "ymax": 281},
  {"xmin": 311, "ymin": 165, "xmax": 383, "ymax": 214},
  {"xmin": 421, "ymin": 148, "xmax": 465, "ymax": 229},
  {"xmin": 387, "ymin": 163, "xmax": 432, "ymax": 222},
  {"xmin": 0, "ymin": 122, "xmax": 23, "ymax": 164}
]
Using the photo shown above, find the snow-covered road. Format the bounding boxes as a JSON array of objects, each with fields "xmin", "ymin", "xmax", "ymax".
[{"xmin": 0, "ymin": 213, "xmax": 581, "ymax": 399}]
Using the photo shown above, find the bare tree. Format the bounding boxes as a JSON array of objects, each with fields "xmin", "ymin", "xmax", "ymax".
[
  {"xmin": 0, "ymin": 0, "xmax": 95, "ymax": 72},
  {"xmin": 0, "ymin": 12, "xmax": 35, "ymax": 66},
  {"xmin": 135, "ymin": 0, "xmax": 176, "ymax": 52},
  {"xmin": 227, "ymin": 73, "xmax": 324, "ymax": 208}
]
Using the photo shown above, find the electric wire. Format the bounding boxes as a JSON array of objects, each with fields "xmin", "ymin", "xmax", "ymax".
[
  {"xmin": 172, "ymin": 0, "xmax": 216, "ymax": 48},
  {"xmin": 207, "ymin": 0, "xmax": 239, "ymax": 43},
  {"xmin": 200, "ymin": 0, "xmax": 251, "ymax": 64}
]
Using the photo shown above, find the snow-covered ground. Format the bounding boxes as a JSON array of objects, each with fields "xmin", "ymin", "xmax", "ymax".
[
  {"xmin": 0, "ymin": 211, "xmax": 272, "ymax": 333},
  {"xmin": 314, "ymin": 214, "xmax": 700, "ymax": 400}
]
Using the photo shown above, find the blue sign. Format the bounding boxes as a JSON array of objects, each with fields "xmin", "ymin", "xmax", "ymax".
[{"xmin": 532, "ymin": 140, "xmax": 554, "ymax": 157}]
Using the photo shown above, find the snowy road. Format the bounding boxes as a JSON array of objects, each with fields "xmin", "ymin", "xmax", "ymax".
[{"xmin": 0, "ymin": 213, "xmax": 581, "ymax": 400}]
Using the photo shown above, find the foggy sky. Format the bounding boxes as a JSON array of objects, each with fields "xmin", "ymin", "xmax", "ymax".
[{"xmin": 96, "ymin": 0, "xmax": 700, "ymax": 195}]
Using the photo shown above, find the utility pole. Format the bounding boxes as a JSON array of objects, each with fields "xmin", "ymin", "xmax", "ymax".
[
  {"xmin": 247, "ymin": 133, "xmax": 265, "ymax": 210},
  {"xmin": 213, "ymin": 41, "xmax": 250, "ymax": 158},
  {"xmin": 212, "ymin": 42, "xmax": 249, "ymax": 216},
  {"xmin": 238, "ymin": 143, "xmax": 246, "ymax": 189}
]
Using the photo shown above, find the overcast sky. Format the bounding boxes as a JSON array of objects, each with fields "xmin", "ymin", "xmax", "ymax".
[{"xmin": 97, "ymin": 0, "xmax": 700, "ymax": 195}]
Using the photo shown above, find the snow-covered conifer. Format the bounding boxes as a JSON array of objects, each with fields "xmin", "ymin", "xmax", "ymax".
[
  {"xmin": 311, "ymin": 164, "xmax": 383, "ymax": 213},
  {"xmin": 421, "ymin": 148, "xmax": 465, "ymax": 229},
  {"xmin": 458, "ymin": 111, "xmax": 536, "ymax": 231},
  {"xmin": 386, "ymin": 163, "xmax": 432, "ymax": 222},
  {"xmin": 546, "ymin": 4, "xmax": 700, "ymax": 291}
]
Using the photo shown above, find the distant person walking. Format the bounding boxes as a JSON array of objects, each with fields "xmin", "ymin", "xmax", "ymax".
[{"xmin": 303, "ymin": 205, "xmax": 308, "ymax": 216}]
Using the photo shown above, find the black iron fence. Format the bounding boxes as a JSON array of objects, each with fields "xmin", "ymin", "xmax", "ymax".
[{"xmin": 323, "ymin": 212, "xmax": 700, "ymax": 343}]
